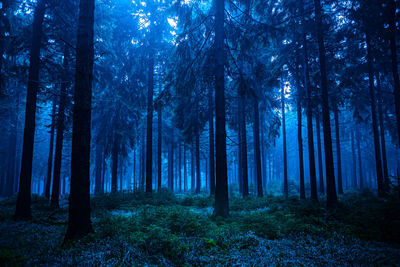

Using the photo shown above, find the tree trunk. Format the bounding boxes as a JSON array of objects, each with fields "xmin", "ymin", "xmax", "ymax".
[
  {"xmin": 157, "ymin": 107, "xmax": 162, "ymax": 190},
  {"xmin": 209, "ymin": 87, "xmax": 215, "ymax": 195},
  {"xmin": 94, "ymin": 144, "xmax": 103, "ymax": 195},
  {"xmin": 313, "ymin": 0, "xmax": 337, "ymax": 206},
  {"xmin": 51, "ymin": 44, "xmax": 69, "ymax": 206},
  {"xmin": 179, "ymin": 143, "xmax": 182, "ymax": 192},
  {"xmin": 195, "ymin": 133, "xmax": 201, "ymax": 193},
  {"xmin": 253, "ymin": 98, "xmax": 263, "ymax": 197},
  {"xmin": 334, "ymin": 105, "xmax": 343, "ymax": 194},
  {"xmin": 356, "ymin": 128, "xmax": 364, "ymax": 188},
  {"xmin": 191, "ymin": 141, "xmax": 195, "ymax": 191},
  {"xmin": 239, "ymin": 95, "xmax": 249, "ymax": 197},
  {"xmin": 146, "ymin": 51, "xmax": 154, "ymax": 194},
  {"xmin": 184, "ymin": 145, "xmax": 187, "ymax": 191},
  {"xmin": 388, "ymin": 0, "xmax": 400, "ymax": 149},
  {"xmin": 65, "ymin": 0, "xmax": 95, "ymax": 240},
  {"xmin": 376, "ymin": 73, "xmax": 389, "ymax": 186},
  {"xmin": 14, "ymin": 0, "xmax": 46, "ymax": 220},
  {"xmin": 6, "ymin": 99, "xmax": 18, "ymax": 197},
  {"xmin": 365, "ymin": 30, "xmax": 384, "ymax": 196},
  {"xmin": 297, "ymin": 84, "xmax": 305, "ymax": 200},
  {"xmin": 168, "ymin": 142, "xmax": 174, "ymax": 191},
  {"xmin": 316, "ymin": 112, "xmax": 324, "ymax": 194},
  {"xmin": 111, "ymin": 133, "xmax": 119, "ymax": 193},
  {"xmin": 214, "ymin": 0, "xmax": 229, "ymax": 217},
  {"xmin": 282, "ymin": 85, "xmax": 288, "ymax": 197},
  {"xmin": 45, "ymin": 100, "xmax": 56, "ymax": 199},
  {"xmin": 351, "ymin": 129, "xmax": 358, "ymax": 188}
]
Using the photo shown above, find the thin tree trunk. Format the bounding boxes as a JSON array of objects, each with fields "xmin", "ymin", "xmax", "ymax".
[
  {"xmin": 351, "ymin": 129, "xmax": 358, "ymax": 188},
  {"xmin": 356, "ymin": 128, "xmax": 364, "ymax": 188},
  {"xmin": 65, "ymin": 0, "xmax": 95, "ymax": 239},
  {"xmin": 196, "ymin": 133, "xmax": 201, "ymax": 194},
  {"xmin": 313, "ymin": 0, "xmax": 337, "ymax": 206},
  {"xmin": 334, "ymin": 105, "xmax": 343, "ymax": 194},
  {"xmin": 179, "ymin": 143, "xmax": 182, "ymax": 192},
  {"xmin": 94, "ymin": 145, "xmax": 103, "ymax": 195},
  {"xmin": 209, "ymin": 86, "xmax": 215, "ymax": 195},
  {"xmin": 297, "ymin": 83, "xmax": 305, "ymax": 200},
  {"xmin": 145, "ymin": 51, "xmax": 154, "ymax": 194},
  {"xmin": 14, "ymin": 0, "xmax": 46, "ymax": 220},
  {"xmin": 184, "ymin": 145, "xmax": 187, "ymax": 191},
  {"xmin": 253, "ymin": 98, "xmax": 263, "ymax": 197},
  {"xmin": 45, "ymin": 100, "xmax": 56, "ymax": 199},
  {"xmin": 316, "ymin": 112, "xmax": 324, "ymax": 194},
  {"xmin": 111, "ymin": 133, "xmax": 119, "ymax": 193},
  {"xmin": 365, "ymin": 30, "xmax": 384, "ymax": 196},
  {"xmin": 388, "ymin": 0, "xmax": 400, "ymax": 149},
  {"xmin": 51, "ymin": 44, "xmax": 69, "ymax": 206},
  {"xmin": 282, "ymin": 85, "xmax": 288, "ymax": 197},
  {"xmin": 168, "ymin": 142, "xmax": 174, "ymax": 191},
  {"xmin": 157, "ymin": 107, "xmax": 162, "ymax": 190},
  {"xmin": 239, "ymin": 95, "xmax": 249, "ymax": 197},
  {"xmin": 376, "ymin": 73, "xmax": 389, "ymax": 186},
  {"xmin": 191, "ymin": 141, "xmax": 195, "ymax": 191}
]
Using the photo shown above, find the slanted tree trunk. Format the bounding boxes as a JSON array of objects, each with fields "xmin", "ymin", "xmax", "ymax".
[
  {"xmin": 65, "ymin": 0, "xmax": 95, "ymax": 240},
  {"xmin": 282, "ymin": 85, "xmax": 288, "ymax": 197},
  {"xmin": 316, "ymin": 112, "xmax": 324, "ymax": 194},
  {"xmin": 213, "ymin": 0, "xmax": 229, "ymax": 217},
  {"xmin": 157, "ymin": 107, "xmax": 162, "ymax": 190},
  {"xmin": 253, "ymin": 98, "xmax": 263, "ymax": 197},
  {"xmin": 209, "ymin": 87, "xmax": 215, "ymax": 195},
  {"xmin": 44, "ymin": 100, "xmax": 56, "ymax": 199},
  {"xmin": 51, "ymin": 44, "xmax": 69, "ymax": 206},
  {"xmin": 334, "ymin": 105, "xmax": 343, "ymax": 194},
  {"xmin": 365, "ymin": 30, "xmax": 384, "ymax": 196},
  {"xmin": 145, "ymin": 50, "xmax": 154, "ymax": 194},
  {"xmin": 14, "ymin": 0, "xmax": 46, "ymax": 220},
  {"xmin": 313, "ymin": 0, "xmax": 337, "ymax": 206}
]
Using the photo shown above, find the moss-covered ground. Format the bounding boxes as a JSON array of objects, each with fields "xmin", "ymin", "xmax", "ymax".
[{"xmin": 1, "ymin": 189, "xmax": 400, "ymax": 266}]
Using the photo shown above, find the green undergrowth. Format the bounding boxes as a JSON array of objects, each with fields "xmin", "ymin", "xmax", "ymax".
[{"xmin": 1, "ymin": 189, "xmax": 400, "ymax": 265}]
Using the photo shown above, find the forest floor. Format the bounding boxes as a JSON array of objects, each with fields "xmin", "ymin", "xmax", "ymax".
[{"xmin": 1, "ymin": 190, "xmax": 400, "ymax": 266}]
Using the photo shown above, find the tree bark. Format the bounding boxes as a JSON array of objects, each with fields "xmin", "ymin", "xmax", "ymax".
[
  {"xmin": 356, "ymin": 128, "xmax": 364, "ymax": 188},
  {"xmin": 334, "ymin": 105, "xmax": 343, "ymax": 194},
  {"xmin": 209, "ymin": 87, "xmax": 215, "ymax": 195},
  {"xmin": 196, "ymin": 133, "xmax": 201, "ymax": 193},
  {"xmin": 168, "ymin": 141, "xmax": 174, "ymax": 191},
  {"xmin": 145, "ymin": 51, "xmax": 154, "ymax": 194},
  {"xmin": 253, "ymin": 98, "xmax": 263, "ymax": 197},
  {"xmin": 15, "ymin": 0, "xmax": 46, "ymax": 220},
  {"xmin": 213, "ymin": 0, "xmax": 229, "ymax": 217},
  {"xmin": 316, "ymin": 112, "xmax": 324, "ymax": 194},
  {"xmin": 313, "ymin": 0, "xmax": 337, "ymax": 206},
  {"xmin": 111, "ymin": 133, "xmax": 119, "ymax": 193},
  {"xmin": 365, "ymin": 30, "xmax": 384, "ymax": 196},
  {"xmin": 239, "ymin": 95, "xmax": 249, "ymax": 197},
  {"xmin": 65, "ymin": 0, "xmax": 95, "ymax": 239},
  {"xmin": 376, "ymin": 73, "xmax": 389, "ymax": 186},
  {"xmin": 351, "ymin": 129, "xmax": 358, "ymax": 188},
  {"xmin": 51, "ymin": 44, "xmax": 69, "ymax": 206},
  {"xmin": 282, "ymin": 85, "xmax": 288, "ymax": 197},
  {"xmin": 388, "ymin": 0, "xmax": 400, "ymax": 149},
  {"xmin": 45, "ymin": 100, "xmax": 56, "ymax": 199},
  {"xmin": 157, "ymin": 107, "xmax": 162, "ymax": 190}
]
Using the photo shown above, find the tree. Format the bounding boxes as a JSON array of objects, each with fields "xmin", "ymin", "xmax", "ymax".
[
  {"xmin": 313, "ymin": 0, "xmax": 337, "ymax": 206},
  {"xmin": 65, "ymin": 0, "xmax": 95, "ymax": 240},
  {"xmin": 14, "ymin": 0, "xmax": 47, "ymax": 220},
  {"xmin": 213, "ymin": 0, "xmax": 229, "ymax": 217}
]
